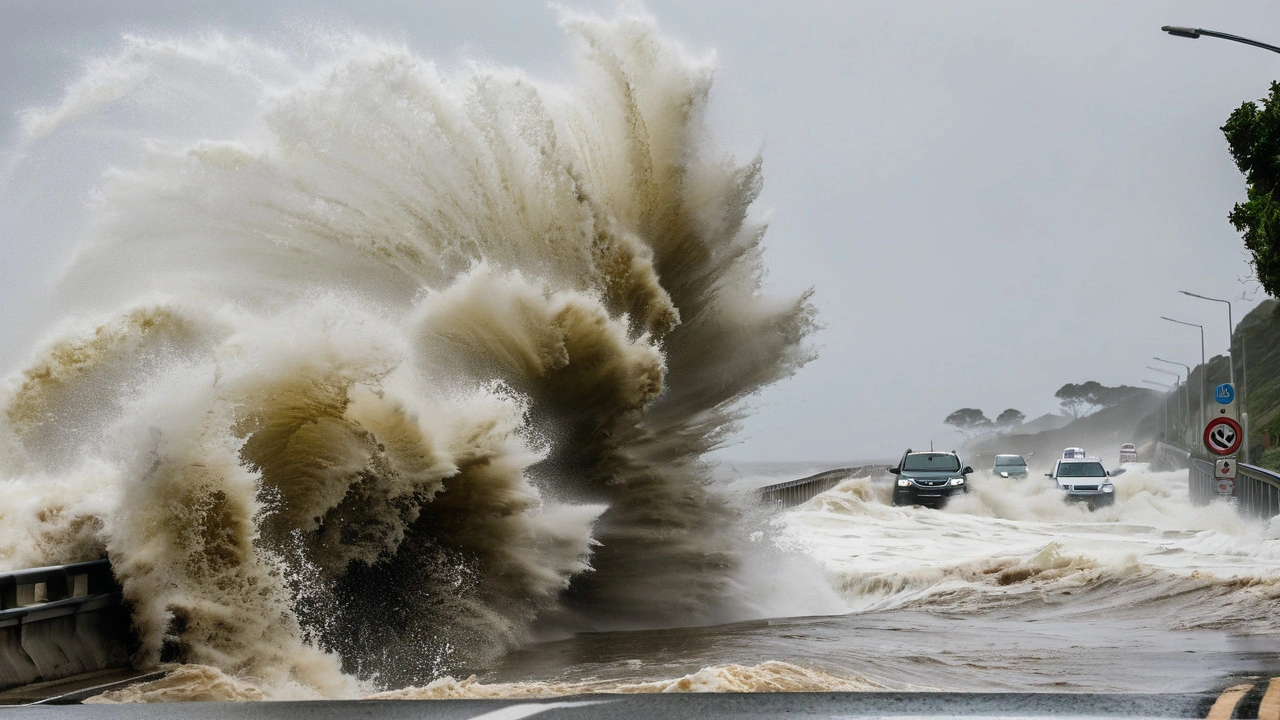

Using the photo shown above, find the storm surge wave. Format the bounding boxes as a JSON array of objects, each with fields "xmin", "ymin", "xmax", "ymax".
[{"xmin": 0, "ymin": 9, "xmax": 814, "ymax": 694}]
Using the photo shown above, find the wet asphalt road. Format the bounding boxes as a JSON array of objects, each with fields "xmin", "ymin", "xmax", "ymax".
[{"xmin": 0, "ymin": 690, "xmax": 1262, "ymax": 719}]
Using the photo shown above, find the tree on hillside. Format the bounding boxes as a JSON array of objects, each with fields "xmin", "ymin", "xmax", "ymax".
[
  {"xmin": 1056, "ymin": 382, "xmax": 1148, "ymax": 418},
  {"xmin": 1091, "ymin": 384, "xmax": 1146, "ymax": 408},
  {"xmin": 944, "ymin": 408, "xmax": 992, "ymax": 436},
  {"xmin": 1222, "ymin": 81, "xmax": 1280, "ymax": 296},
  {"xmin": 995, "ymin": 408, "xmax": 1026, "ymax": 428},
  {"xmin": 1055, "ymin": 382, "xmax": 1099, "ymax": 418}
]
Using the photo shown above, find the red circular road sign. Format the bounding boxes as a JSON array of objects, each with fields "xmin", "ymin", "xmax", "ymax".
[{"xmin": 1203, "ymin": 416, "xmax": 1243, "ymax": 456}]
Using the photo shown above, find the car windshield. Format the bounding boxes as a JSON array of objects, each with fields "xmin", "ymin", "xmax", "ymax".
[
  {"xmin": 994, "ymin": 456, "xmax": 1025, "ymax": 467},
  {"xmin": 902, "ymin": 453, "xmax": 961, "ymax": 472},
  {"xmin": 1057, "ymin": 462, "xmax": 1106, "ymax": 478}
]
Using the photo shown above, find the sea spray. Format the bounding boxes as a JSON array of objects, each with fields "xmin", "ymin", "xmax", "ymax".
[{"xmin": 0, "ymin": 8, "xmax": 816, "ymax": 692}]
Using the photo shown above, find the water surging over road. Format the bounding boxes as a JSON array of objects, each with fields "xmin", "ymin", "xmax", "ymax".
[
  {"xmin": 786, "ymin": 466, "xmax": 1280, "ymax": 635},
  {"xmin": 0, "ymin": 9, "xmax": 815, "ymax": 695},
  {"xmin": 388, "ymin": 465, "xmax": 1280, "ymax": 698}
]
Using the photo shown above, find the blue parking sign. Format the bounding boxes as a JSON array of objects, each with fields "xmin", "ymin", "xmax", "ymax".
[{"xmin": 1214, "ymin": 383, "xmax": 1235, "ymax": 405}]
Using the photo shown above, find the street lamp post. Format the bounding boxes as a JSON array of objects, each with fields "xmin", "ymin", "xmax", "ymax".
[
  {"xmin": 1179, "ymin": 290, "xmax": 1234, "ymax": 387},
  {"xmin": 1143, "ymin": 380, "xmax": 1173, "ymax": 440},
  {"xmin": 1146, "ymin": 365, "xmax": 1182, "ymax": 440},
  {"xmin": 1152, "ymin": 363, "xmax": 1177, "ymax": 443},
  {"xmin": 1161, "ymin": 26, "xmax": 1280, "ymax": 55},
  {"xmin": 1161, "ymin": 316, "xmax": 1205, "ymax": 434},
  {"xmin": 1153, "ymin": 357, "xmax": 1193, "ymax": 444},
  {"xmin": 1160, "ymin": 26, "xmax": 1268, "ymax": 461}
]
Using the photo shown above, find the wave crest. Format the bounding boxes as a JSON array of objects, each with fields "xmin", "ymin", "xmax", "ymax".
[{"xmin": 1, "ymin": 6, "xmax": 815, "ymax": 694}]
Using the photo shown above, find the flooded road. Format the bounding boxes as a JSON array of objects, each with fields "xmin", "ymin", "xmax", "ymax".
[{"xmin": 471, "ymin": 464, "xmax": 1280, "ymax": 696}]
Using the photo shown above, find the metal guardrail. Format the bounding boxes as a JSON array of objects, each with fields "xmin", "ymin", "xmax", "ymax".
[
  {"xmin": 1189, "ymin": 457, "xmax": 1280, "ymax": 518},
  {"xmin": 1236, "ymin": 463, "xmax": 1280, "ymax": 518},
  {"xmin": 0, "ymin": 559, "xmax": 131, "ymax": 691},
  {"xmin": 759, "ymin": 465, "xmax": 889, "ymax": 508},
  {"xmin": 1188, "ymin": 458, "xmax": 1218, "ymax": 507},
  {"xmin": 1162, "ymin": 441, "xmax": 1280, "ymax": 518}
]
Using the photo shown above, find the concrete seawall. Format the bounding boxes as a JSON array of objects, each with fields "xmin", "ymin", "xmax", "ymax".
[{"xmin": 0, "ymin": 560, "xmax": 131, "ymax": 691}]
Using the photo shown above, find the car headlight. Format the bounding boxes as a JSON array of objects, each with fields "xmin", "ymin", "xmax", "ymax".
[
  {"xmin": 999, "ymin": 471, "xmax": 1009, "ymax": 478},
  {"xmin": 897, "ymin": 479, "xmax": 911, "ymax": 487},
  {"xmin": 949, "ymin": 477, "xmax": 965, "ymax": 485},
  {"xmin": 1102, "ymin": 484, "xmax": 1114, "ymax": 493}
]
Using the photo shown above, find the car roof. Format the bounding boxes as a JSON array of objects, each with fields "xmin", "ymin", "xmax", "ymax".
[{"xmin": 1058, "ymin": 457, "xmax": 1103, "ymax": 463}]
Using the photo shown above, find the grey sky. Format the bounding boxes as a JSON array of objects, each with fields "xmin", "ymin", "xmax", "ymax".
[{"xmin": 1, "ymin": 1, "xmax": 1275, "ymax": 462}]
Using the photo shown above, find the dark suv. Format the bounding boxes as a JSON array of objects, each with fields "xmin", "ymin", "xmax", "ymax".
[{"xmin": 890, "ymin": 449, "xmax": 973, "ymax": 508}]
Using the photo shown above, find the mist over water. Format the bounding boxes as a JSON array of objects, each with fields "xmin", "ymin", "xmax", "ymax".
[{"xmin": 0, "ymin": 9, "xmax": 816, "ymax": 695}]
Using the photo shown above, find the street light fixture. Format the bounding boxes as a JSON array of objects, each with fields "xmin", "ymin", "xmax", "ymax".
[
  {"xmin": 1142, "ymin": 379, "xmax": 1174, "ymax": 440},
  {"xmin": 1153, "ymin": 357, "xmax": 1193, "ymax": 443},
  {"xmin": 1160, "ymin": 26, "xmax": 1280, "ymax": 54},
  {"xmin": 1146, "ymin": 366, "xmax": 1182, "ymax": 442},
  {"xmin": 1160, "ymin": 25, "xmax": 1266, "ymax": 460},
  {"xmin": 1175, "ymin": 293, "xmax": 1250, "ymax": 463},
  {"xmin": 1179, "ymin": 290, "xmax": 1234, "ymax": 387},
  {"xmin": 1161, "ymin": 316, "xmax": 1205, "ymax": 433}
]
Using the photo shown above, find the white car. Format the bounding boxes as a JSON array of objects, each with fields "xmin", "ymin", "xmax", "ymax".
[
  {"xmin": 1046, "ymin": 457, "xmax": 1122, "ymax": 509},
  {"xmin": 1119, "ymin": 443, "xmax": 1137, "ymax": 464},
  {"xmin": 1062, "ymin": 447, "xmax": 1086, "ymax": 459}
]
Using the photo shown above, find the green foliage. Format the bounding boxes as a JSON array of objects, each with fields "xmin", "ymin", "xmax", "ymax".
[
  {"xmin": 1258, "ymin": 446, "xmax": 1280, "ymax": 473},
  {"xmin": 944, "ymin": 408, "xmax": 991, "ymax": 436},
  {"xmin": 995, "ymin": 408, "xmax": 1026, "ymax": 427},
  {"xmin": 1222, "ymin": 82, "xmax": 1280, "ymax": 296},
  {"xmin": 1055, "ymin": 383, "xmax": 1094, "ymax": 417},
  {"xmin": 1237, "ymin": 300, "xmax": 1280, "ymax": 458},
  {"xmin": 1054, "ymin": 382, "xmax": 1147, "ymax": 418}
]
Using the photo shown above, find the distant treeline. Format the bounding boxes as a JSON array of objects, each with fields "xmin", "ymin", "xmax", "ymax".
[{"xmin": 945, "ymin": 383, "xmax": 1150, "ymax": 438}]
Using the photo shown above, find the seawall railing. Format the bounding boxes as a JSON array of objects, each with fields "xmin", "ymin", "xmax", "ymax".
[
  {"xmin": 1189, "ymin": 457, "xmax": 1280, "ymax": 518},
  {"xmin": 0, "ymin": 559, "xmax": 131, "ymax": 691},
  {"xmin": 759, "ymin": 465, "xmax": 889, "ymax": 508},
  {"xmin": 1160, "ymin": 441, "xmax": 1280, "ymax": 519}
]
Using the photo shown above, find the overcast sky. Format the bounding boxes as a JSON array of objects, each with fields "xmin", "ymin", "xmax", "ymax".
[{"xmin": 1, "ymin": 1, "xmax": 1277, "ymax": 463}]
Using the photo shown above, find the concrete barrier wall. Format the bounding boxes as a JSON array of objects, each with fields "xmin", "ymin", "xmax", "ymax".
[{"xmin": 0, "ymin": 560, "xmax": 131, "ymax": 691}]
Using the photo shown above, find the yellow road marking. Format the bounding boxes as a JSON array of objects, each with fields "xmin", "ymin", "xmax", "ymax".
[
  {"xmin": 1208, "ymin": 683, "xmax": 1254, "ymax": 720},
  {"xmin": 1258, "ymin": 678, "xmax": 1280, "ymax": 720}
]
